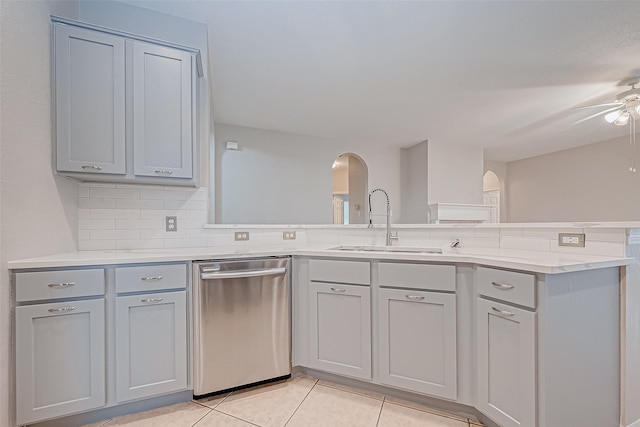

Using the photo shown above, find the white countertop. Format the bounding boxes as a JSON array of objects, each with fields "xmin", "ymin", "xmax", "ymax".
[{"xmin": 8, "ymin": 245, "xmax": 635, "ymax": 274}]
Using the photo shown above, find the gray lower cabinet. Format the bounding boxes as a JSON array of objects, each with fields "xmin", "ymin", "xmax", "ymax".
[
  {"xmin": 378, "ymin": 288, "xmax": 457, "ymax": 400},
  {"xmin": 15, "ymin": 299, "xmax": 106, "ymax": 425},
  {"xmin": 476, "ymin": 297, "xmax": 536, "ymax": 427},
  {"xmin": 115, "ymin": 290, "xmax": 187, "ymax": 402},
  {"xmin": 308, "ymin": 282, "xmax": 371, "ymax": 380}
]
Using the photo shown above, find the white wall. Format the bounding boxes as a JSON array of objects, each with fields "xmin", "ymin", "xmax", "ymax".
[
  {"xmin": 427, "ymin": 141, "xmax": 484, "ymax": 205},
  {"xmin": 400, "ymin": 141, "xmax": 429, "ymax": 223},
  {"xmin": 507, "ymin": 135, "xmax": 640, "ymax": 222},
  {"xmin": 214, "ymin": 123, "xmax": 402, "ymax": 224},
  {"xmin": 0, "ymin": 2, "xmax": 80, "ymax": 426}
]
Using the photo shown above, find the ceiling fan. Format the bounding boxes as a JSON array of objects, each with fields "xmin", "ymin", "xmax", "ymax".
[{"xmin": 574, "ymin": 77, "xmax": 640, "ymax": 172}]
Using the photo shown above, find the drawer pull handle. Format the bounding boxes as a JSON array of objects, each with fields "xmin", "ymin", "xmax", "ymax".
[
  {"xmin": 48, "ymin": 306, "xmax": 76, "ymax": 313},
  {"xmin": 81, "ymin": 165, "xmax": 103, "ymax": 171},
  {"xmin": 330, "ymin": 287, "xmax": 346, "ymax": 293},
  {"xmin": 491, "ymin": 282, "xmax": 514, "ymax": 290},
  {"xmin": 48, "ymin": 282, "xmax": 76, "ymax": 288},
  {"xmin": 405, "ymin": 295, "xmax": 425, "ymax": 301},
  {"xmin": 141, "ymin": 298, "xmax": 163, "ymax": 303},
  {"xmin": 492, "ymin": 307, "xmax": 515, "ymax": 317},
  {"xmin": 155, "ymin": 169, "xmax": 173, "ymax": 175},
  {"xmin": 141, "ymin": 276, "xmax": 163, "ymax": 281}
]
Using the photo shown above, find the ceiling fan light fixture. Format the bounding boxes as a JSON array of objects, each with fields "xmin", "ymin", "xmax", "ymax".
[
  {"xmin": 614, "ymin": 111, "xmax": 630, "ymax": 126},
  {"xmin": 605, "ymin": 110, "xmax": 623, "ymax": 123}
]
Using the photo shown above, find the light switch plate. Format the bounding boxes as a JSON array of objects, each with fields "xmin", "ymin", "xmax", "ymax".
[
  {"xmin": 234, "ymin": 232, "xmax": 250, "ymax": 241},
  {"xmin": 283, "ymin": 231, "xmax": 296, "ymax": 240},
  {"xmin": 558, "ymin": 233, "xmax": 585, "ymax": 247}
]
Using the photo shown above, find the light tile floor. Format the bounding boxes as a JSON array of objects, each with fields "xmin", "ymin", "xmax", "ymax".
[{"xmin": 84, "ymin": 376, "xmax": 484, "ymax": 427}]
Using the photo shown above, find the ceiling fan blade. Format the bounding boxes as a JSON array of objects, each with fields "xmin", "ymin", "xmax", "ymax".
[
  {"xmin": 572, "ymin": 106, "xmax": 622, "ymax": 125},
  {"xmin": 572, "ymin": 102, "xmax": 624, "ymax": 110}
]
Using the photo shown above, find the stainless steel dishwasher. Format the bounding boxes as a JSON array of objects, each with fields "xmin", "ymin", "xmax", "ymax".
[{"xmin": 193, "ymin": 257, "xmax": 291, "ymax": 397}]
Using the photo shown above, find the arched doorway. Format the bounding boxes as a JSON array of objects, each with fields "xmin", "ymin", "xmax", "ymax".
[
  {"xmin": 332, "ymin": 153, "xmax": 368, "ymax": 224},
  {"xmin": 483, "ymin": 170, "xmax": 500, "ymax": 223}
]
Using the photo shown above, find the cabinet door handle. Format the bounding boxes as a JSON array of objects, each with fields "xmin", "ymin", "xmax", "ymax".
[
  {"xmin": 141, "ymin": 298, "xmax": 163, "ymax": 303},
  {"xmin": 154, "ymin": 170, "xmax": 173, "ymax": 175},
  {"xmin": 48, "ymin": 306, "xmax": 76, "ymax": 313},
  {"xmin": 48, "ymin": 282, "xmax": 76, "ymax": 288},
  {"xmin": 141, "ymin": 276, "xmax": 163, "ymax": 281},
  {"xmin": 491, "ymin": 282, "xmax": 514, "ymax": 290},
  {"xmin": 492, "ymin": 306, "xmax": 515, "ymax": 317},
  {"xmin": 81, "ymin": 165, "xmax": 103, "ymax": 171},
  {"xmin": 330, "ymin": 287, "xmax": 346, "ymax": 293},
  {"xmin": 405, "ymin": 295, "xmax": 425, "ymax": 301}
]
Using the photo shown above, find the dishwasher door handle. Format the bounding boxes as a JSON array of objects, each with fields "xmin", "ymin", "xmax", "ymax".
[{"xmin": 201, "ymin": 267, "xmax": 287, "ymax": 280}]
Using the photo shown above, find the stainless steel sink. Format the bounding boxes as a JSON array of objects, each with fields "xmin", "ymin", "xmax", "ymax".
[{"xmin": 329, "ymin": 245, "xmax": 443, "ymax": 254}]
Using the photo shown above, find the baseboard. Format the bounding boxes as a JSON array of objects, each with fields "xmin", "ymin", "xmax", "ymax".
[{"xmin": 26, "ymin": 390, "xmax": 193, "ymax": 427}]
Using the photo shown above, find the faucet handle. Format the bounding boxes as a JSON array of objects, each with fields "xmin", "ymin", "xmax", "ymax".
[{"xmin": 390, "ymin": 230, "xmax": 399, "ymax": 241}]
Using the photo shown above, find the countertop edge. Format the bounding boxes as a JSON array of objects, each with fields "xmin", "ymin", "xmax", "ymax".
[{"xmin": 7, "ymin": 246, "xmax": 635, "ymax": 275}]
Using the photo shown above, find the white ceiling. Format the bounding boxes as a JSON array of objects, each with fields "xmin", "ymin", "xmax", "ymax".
[{"xmin": 121, "ymin": 0, "xmax": 640, "ymax": 162}]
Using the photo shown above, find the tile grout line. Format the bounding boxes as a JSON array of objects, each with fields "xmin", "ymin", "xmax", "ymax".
[
  {"xmin": 282, "ymin": 378, "xmax": 319, "ymax": 426},
  {"xmin": 374, "ymin": 397, "xmax": 386, "ymax": 427},
  {"xmin": 211, "ymin": 409, "xmax": 262, "ymax": 427},
  {"xmin": 189, "ymin": 404, "xmax": 213, "ymax": 427},
  {"xmin": 383, "ymin": 399, "xmax": 469, "ymax": 423}
]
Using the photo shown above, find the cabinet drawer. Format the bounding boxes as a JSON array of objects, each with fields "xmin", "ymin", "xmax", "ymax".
[
  {"xmin": 16, "ymin": 269, "xmax": 105, "ymax": 302},
  {"xmin": 476, "ymin": 267, "xmax": 535, "ymax": 309},
  {"xmin": 116, "ymin": 263, "xmax": 187, "ymax": 293},
  {"xmin": 379, "ymin": 262, "xmax": 455, "ymax": 291},
  {"xmin": 309, "ymin": 259, "xmax": 370, "ymax": 285}
]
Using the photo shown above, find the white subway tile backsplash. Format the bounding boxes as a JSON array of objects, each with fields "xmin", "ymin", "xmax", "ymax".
[
  {"xmin": 91, "ymin": 209, "xmax": 141, "ymax": 219},
  {"xmin": 90, "ymin": 229, "xmax": 141, "ymax": 240},
  {"xmin": 76, "ymin": 184, "xmax": 628, "ymax": 257},
  {"xmin": 140, "ymin": 189, "xmax": 186, "ymax": 200},
  {"xmin": 79, "ymin": 186, "xmax": 90, "ymax": 198},
  {"xmin": 115, "ymin": 219, "xmax": 164, "ymax": 230},
  {"xmin": 500, "ymin": 236, "xmax": 551, "ymax": 252},
  {"xmin": 79, "ymin": 198, "xmax": 117, "ymax": 209},
  {"xmin": 115, "ymin": 199, "xmax": 164, "ymax": 210},
  {"xmin": 79, "ymin": 219, "xmax": 115, "ymax": 230},
  {"xmin": 89, "ymin": 187, "xmax": 140, "ymax": 199}
]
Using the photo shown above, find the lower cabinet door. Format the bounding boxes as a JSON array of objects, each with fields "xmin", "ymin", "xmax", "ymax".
[
  {"xmin": 308, "ymin": 282, "xmax": 371, "ymax": 380},
  {"xmin": 378, "ymin": 288, "xmax": 457, "ymax": 399},
  {"xmin": 476, "ymin": 297, "xmax": 536, "ymax": 427},
  {"xmin": 116, "ymin": 291, "xmax": 187, "ymax": 402},
  {"xmin": 15, "ymin": 299, "xmax": 105, "ymax": 425}
]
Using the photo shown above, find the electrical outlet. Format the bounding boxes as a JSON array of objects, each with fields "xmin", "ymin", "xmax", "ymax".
[
  {"xmin": 234, "ymin": 232, "xmax": 250, "ymax": 241},
  {"xmin": 558, "ymin": 233, "xmax": 585, "ymax": 247},
  {"xmin": 283, "ymin": 231, "xmax": 296, "ymax": 240},
  {"xmin": 165, "ymin": 216, "xmax": 177, "ymax": 232}
]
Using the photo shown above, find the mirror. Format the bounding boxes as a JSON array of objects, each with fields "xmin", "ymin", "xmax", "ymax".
[{"xmin": 332, "ymin": 154, "xmax": 368, "ymax": 224}]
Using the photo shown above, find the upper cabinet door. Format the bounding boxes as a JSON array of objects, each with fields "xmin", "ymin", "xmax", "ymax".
[
  {"xmin": 55, "ymin": 24, "xmax": 126, "ymax": 174},
  {"xmin": 132, "ymin": 41, "xmax": 193, "ymax": 179}
]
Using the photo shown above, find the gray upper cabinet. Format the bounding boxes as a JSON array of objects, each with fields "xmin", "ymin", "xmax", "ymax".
[
  {"xmin": 53, "ymin": 20, "xmax": 197, "ymax": 186},
  {"xmin": 132, "ymin": 41, "xmax": 193, "ymax": 179},
  {"xmin": 55, "ymin": 24, "xmax": 126, "ymax": 175}
]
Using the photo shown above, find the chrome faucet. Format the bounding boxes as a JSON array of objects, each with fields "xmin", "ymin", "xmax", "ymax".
[{"xmin": 368, "ymin": 188, "xmax": 398, "ymax": 246}]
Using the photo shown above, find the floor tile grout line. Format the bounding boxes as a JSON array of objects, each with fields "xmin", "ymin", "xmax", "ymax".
[
  {"xmin": 190, "ymin": 406, "xmax": 213, "ymax": 427},
  {"xmin": 374, "ymin": 397, "xmax": 386, "ymax": 427},
  {"xmin": 282, "ymin": 378, "xmax": 318, "ymax": 426},
  {"xmin": 211, "ymin": 408, "xmax": 263, "ymax": 427},
  {"xmin": 316, "ymin": 380, "xmax": 384, "ymax": 401}
]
